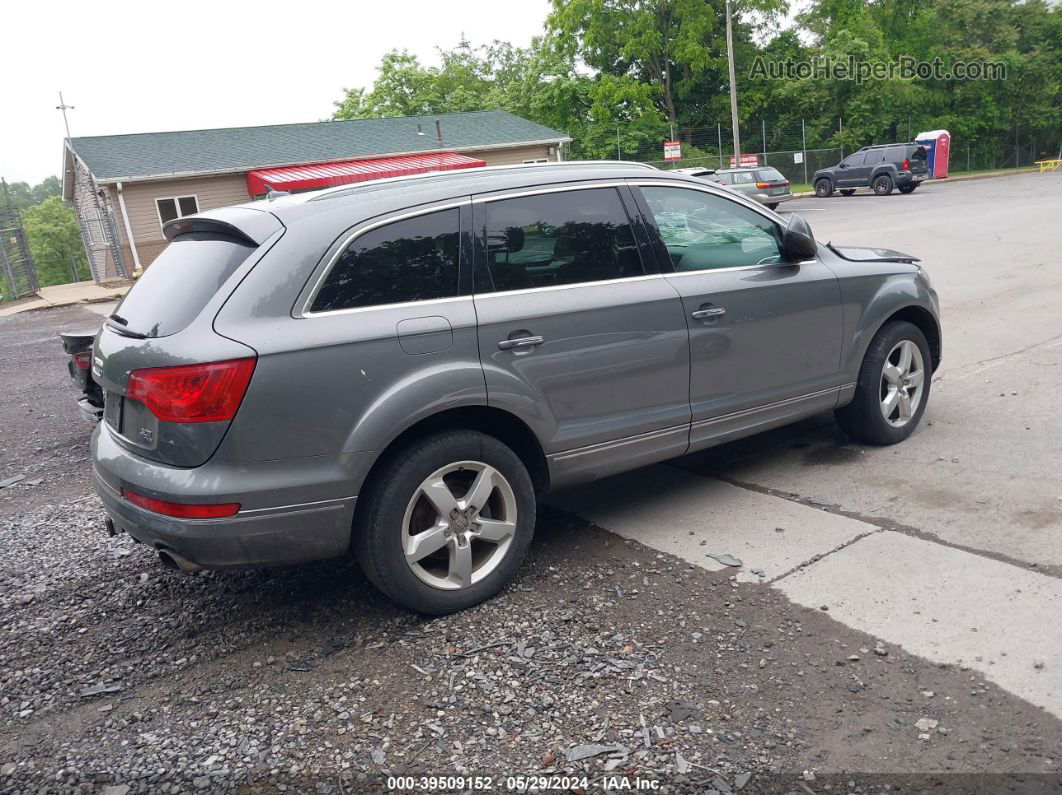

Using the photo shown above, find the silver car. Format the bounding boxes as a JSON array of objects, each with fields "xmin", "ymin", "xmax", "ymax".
[
  {"xmin": 718, "ymin": 166, "xmax": 793, "ymax": 209},
  {"xmin": 91, "ymin": 162, "xmax": 940, "ymax": 614}
]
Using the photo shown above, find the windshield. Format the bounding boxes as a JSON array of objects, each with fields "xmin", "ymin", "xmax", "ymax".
[{"xmin": 111, "ymin": 233, "xmax": 256, "ymax": 338}]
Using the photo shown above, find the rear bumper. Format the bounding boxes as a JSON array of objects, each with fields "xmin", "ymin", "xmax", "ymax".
[
  {"xmin": 755, "ymin": 192, "xmax": 792, "ymax": 205},
  {"xmin": 896, "ymin": 172, "xmax": 927, "ymax": 184},
  {"xmin": 91, "ymin": 423, "xmax": 367, "ymax": 568}
]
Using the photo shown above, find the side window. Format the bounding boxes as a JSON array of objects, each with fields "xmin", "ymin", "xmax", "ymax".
[
  {"xmin": 480, "ymin": 188, "xmax": 643, "ymax": 292},
  {"xmin": 842, "ymin": 152, "xmax": 866, "ymax": 167},
  {"xmin": 865, "ymin": 149, "xmax": 886, "ymax": 164},
  {"xmin": 641, "ymin": 186, "xmax": 783, "ymax": 271},
  {"xmin": 886, "ymin": 146, "xmax": 906, "ymax": 162},
  {"xmin": 730, "ymin": 171, "xmax": 756, "ymax": 184},
  {"xmin": 310, "ymin": 208, "xmax": 459, "ymax": 313}
]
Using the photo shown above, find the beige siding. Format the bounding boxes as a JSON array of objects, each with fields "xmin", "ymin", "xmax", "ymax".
[
  {"xmin": 470, "ymin": 144, "xmax": 557, "ymax": 166},
  {"xmin": 107, "ymin": 174, "xmax": 251, "ymax": 267}
]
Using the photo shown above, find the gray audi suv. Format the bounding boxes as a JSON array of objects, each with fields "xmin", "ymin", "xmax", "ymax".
[{"xmin": 91, "ymin": 162, "xmax": 940, "ymax": 614}]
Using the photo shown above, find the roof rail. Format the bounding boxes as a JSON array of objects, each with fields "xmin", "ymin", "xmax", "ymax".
[{"xmin": 305, "ymin": 160, "xmax": 659, "ymax": 202}]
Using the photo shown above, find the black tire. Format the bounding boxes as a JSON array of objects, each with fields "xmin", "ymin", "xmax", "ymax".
[
  {"xmin": 814, "ymin": 179, "xmax": 834, "ymax": 198},
  {"xmin": 898, "ymin": 183, "xmax": 918, "ymax": 194},
  {"xmin": 767, "ymin": 202, "xmax": 779, "ymax": 210},
  {"xmin": 840, "ymin": 189, "xmax": 856, "ymax": 196},
  {"xmin": 873, "ymin": 174, "xmax": 894, "ymax": 196},
  {"xmin": 352, "ymin": 430, "xmax": 536, "ymax": 615},
  {"xmin": 835, "ymin": 320, "xmax": 932, "ymax": 445}
]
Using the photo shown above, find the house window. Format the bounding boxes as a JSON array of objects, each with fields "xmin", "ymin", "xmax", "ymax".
[
  {"xmin": 156, "ymin": 195, "xmax": 199, "ymax": 228},
  {"xmin": 522, "ymin": 158, "xmax": 549, "ymax": 164}
]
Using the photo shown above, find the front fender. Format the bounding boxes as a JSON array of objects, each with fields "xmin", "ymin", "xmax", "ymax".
[{"xmin": 837, "ymin": 268, "xmax": 939, "ymax": 381}]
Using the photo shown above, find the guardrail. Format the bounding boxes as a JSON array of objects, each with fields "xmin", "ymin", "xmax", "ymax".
[{"xmin": 1035, "ymin": 159, "xmax": 1062, "ymax": 173}]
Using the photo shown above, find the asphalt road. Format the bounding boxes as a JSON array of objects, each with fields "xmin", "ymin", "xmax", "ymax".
[{"xmin": 553, "ymin": 171, "xmax": 1062, "ymax": 721}]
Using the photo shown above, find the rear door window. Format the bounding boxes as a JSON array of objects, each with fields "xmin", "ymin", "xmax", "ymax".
[
  {"xmin": 111, "ymin": 233, "xmax": 255, "ymax": 337},
  {"xmin": 865, "ymin": 149, "xmax": 886, "ymax": 164},
  {"xmin": 479, "ymin": 188, "xmax": 643, "ymax": 292},
  {"xmin": 310, "ymin": 208, "xmax": 459, "ymax": 313}
]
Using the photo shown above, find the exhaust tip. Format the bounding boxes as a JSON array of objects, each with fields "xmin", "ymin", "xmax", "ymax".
[{"xmin": 157, "ymin": 549, "xmax": 203, "ymax": 573}]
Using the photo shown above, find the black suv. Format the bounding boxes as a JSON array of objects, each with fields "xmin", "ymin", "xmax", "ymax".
[{"xmin": 814, "ymin": 143, "xmax": 929, "ymax": 197}]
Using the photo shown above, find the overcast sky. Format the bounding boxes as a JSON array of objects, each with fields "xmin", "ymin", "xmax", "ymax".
[{"xmin": 1, "ymin": 0, "xmax": 552, "ymax": 186}]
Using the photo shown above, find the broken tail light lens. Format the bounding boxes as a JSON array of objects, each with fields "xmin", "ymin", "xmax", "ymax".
[
  {"xmin": 127, "ymin": 358, "xmax": 256, "ymax": 424},
  {"xmin": 121, "ymin": 488, "xmax": 240, "ymax": 519},
  {"xmin": 73, "ymin": 351, "xmax": 92, "ymax": 370}
]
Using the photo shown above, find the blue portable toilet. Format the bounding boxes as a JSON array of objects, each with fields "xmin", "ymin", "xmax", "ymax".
[{"xmin": 915, "ymin": 130, "xmax": 951, "ymax": 179}]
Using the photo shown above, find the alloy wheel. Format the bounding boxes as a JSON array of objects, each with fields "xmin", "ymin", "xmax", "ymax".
[
  {"xmin": 401, "ymin": 460, "xmax": 517, "ymax": 590},
  {"xmin": 879, "ymin": 339, "xmax": 925, "ymax": 427}
]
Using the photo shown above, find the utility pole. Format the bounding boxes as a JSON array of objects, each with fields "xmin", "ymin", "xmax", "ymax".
[
  {"xmin": 725, "ymin": 0, "xmax": 741, "ymax": 167},
  {"xmin": 56, "ymin": 91, "xmax": 75, "ymax": 141},
  {"xmin": 801, "ymin": 118, "xmax": 808, "ymax": 185}
]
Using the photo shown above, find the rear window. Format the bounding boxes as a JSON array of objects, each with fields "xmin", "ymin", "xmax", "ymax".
[
  {"xmin": 910, "ymin": 146, "xmax": 928, "ymax": 160},
  {"xmin": 756, "ymin": 167, "xmax": 786, "ymax": 182},
  {"xmin": 111, "ymin": 233, "xmax": 255, "ymax": 338}
]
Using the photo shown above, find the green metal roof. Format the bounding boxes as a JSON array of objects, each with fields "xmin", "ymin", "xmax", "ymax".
[{"xmin": 68, "ymin": 110, "xmax": 570, "ymax": 181}]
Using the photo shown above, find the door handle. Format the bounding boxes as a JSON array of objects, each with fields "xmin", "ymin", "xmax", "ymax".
[
  {"xmin": 691, "ymin": 308, "xmax": 726, "ymax": 320},
  {"xmin": 497, "ymin": 335, "xmax": 544, "ymax": 350}
]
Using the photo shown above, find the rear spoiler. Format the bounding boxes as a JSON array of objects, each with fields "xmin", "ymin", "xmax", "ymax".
[{"xmin": 163, "ymin": 206, "xmax": 283, "ymax": 246}]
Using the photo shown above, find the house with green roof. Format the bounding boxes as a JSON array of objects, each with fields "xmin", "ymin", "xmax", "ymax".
[{"xmin": 61, "ymin": 110, "xmax": 570, "ymax": 280}]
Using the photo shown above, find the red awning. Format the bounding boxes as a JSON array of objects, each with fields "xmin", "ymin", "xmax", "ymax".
[{"xmin": 246, "ymin": 152, "xmax": 486, "ymax": 195}]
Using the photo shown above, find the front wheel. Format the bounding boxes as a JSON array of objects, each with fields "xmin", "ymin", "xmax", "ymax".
[
  {"xmin": 873, "ymin": 175, "xmax": 895, "ymax": 196},
  {"xmin": 352, "ymin": 430, "xmax": 536, "ymax": 614},
  {"xmin": 898, "ymin": 183, "xmax": 918, "ymax": 194},
  {"xmin": 835, "ymin": 320, "xmax": 932, "ymax": 445},
  {"xmin": 815, "ymin": 179, "xmax": 834, "ymax": 198}
]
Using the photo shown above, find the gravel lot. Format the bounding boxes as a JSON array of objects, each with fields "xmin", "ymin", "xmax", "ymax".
[{"xmin": 2, "ymin": 305, "xmax": 1060, "ymax": 794}]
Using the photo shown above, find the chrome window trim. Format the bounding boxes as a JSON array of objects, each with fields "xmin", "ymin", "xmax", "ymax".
[
  {"xmin": 473, "ymin": 180, "xmax": 627, "ymax": 203},
  {"xmin": 473, "ymin": 273, "xmax": 665, "ymax": 300},
  {"xmin": 300, "ymin": 198, "xmax": 471, "ymax": 318}
]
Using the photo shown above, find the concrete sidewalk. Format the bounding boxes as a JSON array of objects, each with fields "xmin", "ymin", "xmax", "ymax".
[{"xmin": 0, "ymin": 281, "xmax": 129, "ymax": 318}]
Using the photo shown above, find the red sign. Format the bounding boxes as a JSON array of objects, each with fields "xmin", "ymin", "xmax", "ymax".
[
  {"xmin": 663, "ymin": 141, "xmax": 682, "ymax": 161},
  {"xmin": 728, "ymin": 154, "xmax": 759, "ymax": 167}
]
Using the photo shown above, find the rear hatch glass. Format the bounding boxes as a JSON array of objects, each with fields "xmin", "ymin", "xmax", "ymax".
[
  {"xmin": 756, "ymin": 167, "xmax": 787, "ymax": 183},
  {"xmin": 110, "ymin": 233, "xmax": 255, "ymax": 338}
]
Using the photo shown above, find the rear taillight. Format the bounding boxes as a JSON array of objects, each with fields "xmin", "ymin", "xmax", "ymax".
[
  {"xmin": 73, "ymin": 351, "xmax": 92, "ymax": 370},
  {"xmin": 902, "ymin": 159, "xmax": 910, "ymax": 171},
  {"xmin": 756, "ymin": 182, "xmax": 771, "ymax": 189},
  {"xmin": 122, "ymin": 488, "xmax": 240, "ymax": 519},
  {"xmin": 127, "ymin": 358, "xmax": 256, "ymax": 424}
]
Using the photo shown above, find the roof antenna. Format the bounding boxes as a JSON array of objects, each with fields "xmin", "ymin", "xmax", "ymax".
[
  {"xmin": 435, "ymin": 119, "xmax": 445, "ymax": 148},
  {"xmin": 416, "ymin": 123, "xmax": 426, "ymax": 136}
]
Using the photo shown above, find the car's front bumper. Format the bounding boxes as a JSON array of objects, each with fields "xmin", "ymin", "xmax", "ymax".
[{"xmin": 91, "ymin": 423, "xmax": 365, "ymax": 568}]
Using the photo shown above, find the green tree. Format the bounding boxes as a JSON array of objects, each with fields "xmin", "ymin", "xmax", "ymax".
[{"xmin": 21, "ymin": 197, "xmax": 90, "ymax": 286}]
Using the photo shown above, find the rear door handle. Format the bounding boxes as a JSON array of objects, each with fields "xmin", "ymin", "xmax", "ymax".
[
  {"xmin": 691, "ymin": 308, "xmax": 726, "ymax": 320},
  {"xmin": 497, "ymin": 335, "xmax": 544, "ymax": 350}
]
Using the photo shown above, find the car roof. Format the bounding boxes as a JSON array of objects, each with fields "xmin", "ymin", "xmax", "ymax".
[
  {"xmin": 237, "ymin": 161, "xmax": 738, "ymax": 225},
  {"xmin": 191, "ymin": 161, "xmax": 776, "ymax": 244}
]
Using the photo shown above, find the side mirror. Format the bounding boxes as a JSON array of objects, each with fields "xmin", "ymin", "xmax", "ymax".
[
  {"xmin": 783, "ymin": 214, "xmax": 818, "ymax": 260},
  {"xmin": 839, "ymin": 163, "xmax": 848, "ymax": 169}
]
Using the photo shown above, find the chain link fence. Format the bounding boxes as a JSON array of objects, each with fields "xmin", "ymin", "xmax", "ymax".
[{"xmin": 570, "ymin": 118, "xmax": 1060, "ymax": 183}]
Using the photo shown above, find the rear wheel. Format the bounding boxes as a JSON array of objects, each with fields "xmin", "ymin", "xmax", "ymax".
[
  {"xmin": 767, "ymin": 202, "xmax": 780, "ymax": 210},
  {"xmin": 898, "ymin": 183, "xmax": 918, "ymax": 194},
  {"xmin": 840, "ymin": 189, "xmax": 856, "ymax": 196},
  {"xmin": 815, "ymin": 179, "xmax": 834, "ymax": 198},
  {"xmin": 353, "ymin": 430, "xmax": 535, "ymax": 614},
  {"xmin": 873, "ymin": 174, "xmax": 895, "ymax": 196},
  {"xmin": 835, "ymin": 320, "xmax": 932, "ymax": 445}
]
